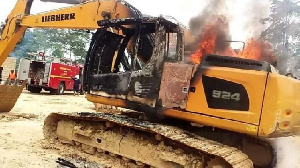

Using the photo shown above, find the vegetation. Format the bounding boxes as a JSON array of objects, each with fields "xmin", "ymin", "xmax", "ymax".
[
  {"xmin": 261, "ymin": 0, "xmax": 300, "ymax": 57},
  {"xmin": 11, "ymin": 29, "xmax": 91, "ymax": 64}
]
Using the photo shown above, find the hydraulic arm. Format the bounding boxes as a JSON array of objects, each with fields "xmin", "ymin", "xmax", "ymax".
[{"xmin": 0, "ymin": 0, "xmax": 141, "ymax": 66}]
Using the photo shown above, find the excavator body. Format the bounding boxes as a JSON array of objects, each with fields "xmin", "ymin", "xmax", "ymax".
[
  {"xmin": 1, "ymin": 0, "xmax": 300, "ymax": 167},
  {"xmin": 84, "ymin": 17, "xmax": 300, "ymax": 139}
]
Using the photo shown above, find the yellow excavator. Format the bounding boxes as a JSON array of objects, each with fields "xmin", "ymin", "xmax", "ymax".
[{"xmin": 1, "ymin": 0, "xmax": 300, "ymax": 167}]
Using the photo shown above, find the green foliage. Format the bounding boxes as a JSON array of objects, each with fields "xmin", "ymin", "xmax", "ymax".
[
  {"xmin": 10, "ymin": 30, "xmax": 36, "ymax": 58},
  {"xmin": 261, "ymin": 0, "xmax": 300, "ymax": 57},
  {"xmin": 11, "ymin": 28, "xmax": 91, "ymax": 62}
]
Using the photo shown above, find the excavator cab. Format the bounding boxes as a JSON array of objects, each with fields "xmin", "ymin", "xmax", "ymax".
[{"xmin": 84, "ymin": 17, "xmax": 184, "ymax": 108}]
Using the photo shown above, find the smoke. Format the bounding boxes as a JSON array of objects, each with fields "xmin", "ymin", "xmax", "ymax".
[
  {"xmin": 188, "ymin": 0, "xmax": 227, "ymax": 36},
  {"xmin": 186, "ymin": 0, "xmax": 275, "ymax": 63},
  {"xmin": 274, "ymin": 137, "xmax": 300, "ymax": 168},
  {"xmin": 187, "ymin": 1, "xmax": 232, "ymax": 54},
  {"xmin": 276, "ymin": 56, "xmax": 300, "ymax": 77},
  {"xmin": 188, "ymin": 0, "xmax": 271, "ymax": 43},
  {"xmin": 238, "ymin": 1, "xmax": 270, "ymax": 38}
]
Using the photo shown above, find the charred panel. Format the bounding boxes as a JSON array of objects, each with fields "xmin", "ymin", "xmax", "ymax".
[
  {"xmin": 90, "ymin": 72, "xmax": 131, "ymax": 95},
  {"xmin": 129, "ymin": 76, "xmax": 160, "ymax": 99},
  {"xmin": 202, "ymin": 75, "xmax": 249, "ymax": 111},
  {"xmin": 159, "ymin": 63, "xmax": 195, "ymax": 109}
]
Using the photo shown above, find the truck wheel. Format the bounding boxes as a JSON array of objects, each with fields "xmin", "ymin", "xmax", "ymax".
[
  {"xmin": 28, "ymin": 86, "xmax": 42, "ymax": 93},
  {"xmin": 58, "ymin": 83, "xmax": 65, "ymax": 95},
  {"xmin": 50, "ymin": 89, "xmax": 57, "ymax": 95}
]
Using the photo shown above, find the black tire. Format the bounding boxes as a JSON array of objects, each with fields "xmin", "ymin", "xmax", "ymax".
[
  {"xmin": 28, "ymin": 86, "xmax": 42, "ymax": 93},
  {"xmin": 57, "ymin": 82, "xmax": 65, "ymax": 95},
  {"xmin": 50, "ymin": 89, "xmax": 57, "ymax": 95}
]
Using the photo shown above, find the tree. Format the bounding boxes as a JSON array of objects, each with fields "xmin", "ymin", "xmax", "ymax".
[
  {"xmin": 261, "ymin": 0, "xmax": 300, "ymax": 57},
  {"xmin": 11, "ymin": 28, "xmax": 91, "ymax": 62},
  {"xmin": 43, "ymin": 29, "xmax": 90, "ymax": 59},
  {"xmin": 10, "ymin": 30, "xmax": 36, "ymax": 58}
]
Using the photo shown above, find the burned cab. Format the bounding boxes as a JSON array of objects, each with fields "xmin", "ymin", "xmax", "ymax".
[{"xmin": 84, "ymin": 17, "xmax": 184, "ymax": 108}]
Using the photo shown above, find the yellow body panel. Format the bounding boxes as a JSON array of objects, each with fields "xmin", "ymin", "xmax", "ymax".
[
  {"xmin": 186, "ymin": 67, "xmax": 267, "ymax": 125},
  {"xmin": 86, "ymin": 94, "xmax": 127, "ymax": 108},
  {"xmin": 258, "ymin": 74, "xmax": 300, "ymax": 137},
  {"xmin": 163, "ymin": 108, "xmax": 258, "ymax": 136},
  {"xmin": 162, "ymin": 65, "xmax": 300, "ymax": 137}
]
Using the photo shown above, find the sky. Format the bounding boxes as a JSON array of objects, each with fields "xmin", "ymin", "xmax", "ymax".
[{"xmin": 0, "ymin": 0, "xmax": 271, "ymax": 47}]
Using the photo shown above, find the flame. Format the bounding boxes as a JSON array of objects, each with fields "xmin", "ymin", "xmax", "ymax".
[
  {"xmin": 238, "ymin": 38, "xmax": 276, "ymax": 63},
  {"xmin": 190, "ymin": 16, "xmax": 276, "ymax": 65},
  {"xmin": 190, "ymin": 16, "xmax": 236, "ymax": 64}
]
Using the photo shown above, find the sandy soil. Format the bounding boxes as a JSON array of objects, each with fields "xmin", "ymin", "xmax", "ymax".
[
  {"xmin": 0, "ymin": 90, "xmax": 104, "ymax": 168},
  {"xmin": 0, "ymin": 90, "xmax": 299, "ymax": 168}
]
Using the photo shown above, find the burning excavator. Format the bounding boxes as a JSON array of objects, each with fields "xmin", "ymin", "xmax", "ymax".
[{"xmin": 1, "ymin": 0, "xmax": 300, "ymax": 168}]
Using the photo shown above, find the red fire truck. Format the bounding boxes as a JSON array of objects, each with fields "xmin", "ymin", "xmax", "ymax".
[{"xmin": 18, "ymin": 53, "xmax": 82, "ymax": 94}]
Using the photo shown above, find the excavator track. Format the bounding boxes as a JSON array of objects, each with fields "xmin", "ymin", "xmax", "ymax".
[
  {"xmin": 0, "ymin": 85, "xmax": 24, "ymax": 112},
  {"xmin": 44, "ymin": 112, "xmax": 253, "ymax": 168}
]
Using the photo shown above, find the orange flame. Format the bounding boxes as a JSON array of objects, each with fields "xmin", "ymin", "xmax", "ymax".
[
  {"xmin": 190, "ymin": 16, "xmax": 234, "ymax": 64},
  {"xmin": 190, "ymin": 16, "xmax": 276, "ymax": 65},
  {"xmin": 238, "ymin": 38, "xmax": 276, "ymax": 63}
]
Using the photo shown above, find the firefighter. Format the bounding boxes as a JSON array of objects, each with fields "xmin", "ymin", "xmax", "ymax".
[
  {"xmin": 73, "ymin": 75, "xmax": 81, "ymax": 96},
  {"xmin": 8, "ymin": 70, "xmax": 17, "ymax": 85}
]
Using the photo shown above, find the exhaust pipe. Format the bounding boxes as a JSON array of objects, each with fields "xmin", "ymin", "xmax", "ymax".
[{"xmin": 40, "ymin": 0, "xmax": 89, "ymax": 4}]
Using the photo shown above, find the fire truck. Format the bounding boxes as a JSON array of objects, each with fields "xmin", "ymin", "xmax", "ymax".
[{"xmin": 18, "ymin": 52, "xmax": 82, "ymax": 94}]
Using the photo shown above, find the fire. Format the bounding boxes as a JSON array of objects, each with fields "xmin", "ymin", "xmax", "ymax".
[
  {"xmin": 190, "ymin": 16, "xmax": 233, "ymax": 64},
  {"xmin": 238, "ymin": 38, "xmax": 276, "ymax": 63},
  {"xmin": 190, "ymin": 16, "xmax": 276, "ymax": 65}
]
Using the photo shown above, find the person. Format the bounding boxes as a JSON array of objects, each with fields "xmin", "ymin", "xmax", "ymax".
[
  {"xmin": 72, "ymin": 75, "xmax": 81, "ymax": 96},
  {"xmin": 8, "ymin": 70, "xmax": 16, "ymax": 85}
]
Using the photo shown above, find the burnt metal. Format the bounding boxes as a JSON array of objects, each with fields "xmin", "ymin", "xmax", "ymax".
[
  {"xmin": 129, "ymin": 76, "xmax": 160, "ymax": 99},
  {"xmin": 85, "ymin": 16, "xmax": 184, "ymax": 109},
  {"xmin": 201, "ymin": 54, "xmax": 272, "ymax": 72},
  {"xmin": 0, "ymin": 67, "xmax": 3, "ymax": 82},
  {"xmin": 84, "ymin": 29, "xmax": 104, "ymax": 93},
  {"xmin": 190, "ymin": 87, "xmax": 196, "ymax": 93},
  {"xmin": 225, "ymin": 41, "xmax": 246, "ymax": 52},
  {"xmin": 25, "ymin": 0, "xmax": 34, "ymax": 15},
  {"xmin": 91, "ymin": 72, "xmax": 131, "ymax": 95},
  {"xmin": 56, "ymin": 158, "xmax": 77, "ymax": 168},
  {"xmin": 97, "ymin": 17, "xmax": 179, "ymax": 33},
  {"xmin": 159, "ymin": 63, "xmax": 194, "ymax": 109}
]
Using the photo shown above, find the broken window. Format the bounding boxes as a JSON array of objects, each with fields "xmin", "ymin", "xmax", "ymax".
[
  {"xmin": 91, "ymin": 31, "xmax": 124, "ymax": 74},
  {"xmin": 91, "ymin": 30, "xmax": 154, "ymax": 74}
]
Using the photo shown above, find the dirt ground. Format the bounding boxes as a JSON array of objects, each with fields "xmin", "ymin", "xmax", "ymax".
[
  {"xmin": 0, "ymin": 90, "xmax": 299, "ymax": 168},
  {"xmin": 0, "ymin": 90, "xmax": 113, "ymax": 168}
]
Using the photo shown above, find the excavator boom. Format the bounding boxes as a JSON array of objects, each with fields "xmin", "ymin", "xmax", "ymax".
[{"xmin": 0, "ymin": 0, "xmax": 142, "ymax": 66}]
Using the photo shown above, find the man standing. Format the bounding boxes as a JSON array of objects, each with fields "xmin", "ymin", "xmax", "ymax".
[
  {"xmin": 8, "ymin": 70, "xmax": 16, "ymax": 85},
  {"xmin": 73, "ymin": 75, "xmax": 81, "ymax": 96}
]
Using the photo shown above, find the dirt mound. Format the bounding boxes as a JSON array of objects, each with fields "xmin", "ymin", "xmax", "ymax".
[{"xmin": 0, "ymin": 113, "xmax": 38, "ymax": 122}]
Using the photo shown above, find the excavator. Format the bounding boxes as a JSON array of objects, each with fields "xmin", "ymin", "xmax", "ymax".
[{"xmin": 1, "ymin": 0, "xmax": 300, "ymax": 167}]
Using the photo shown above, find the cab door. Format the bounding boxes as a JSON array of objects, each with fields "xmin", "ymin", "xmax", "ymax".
[{"xmin": 87, "ymin": 30, "xmax": 131, "ymax": 97}]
